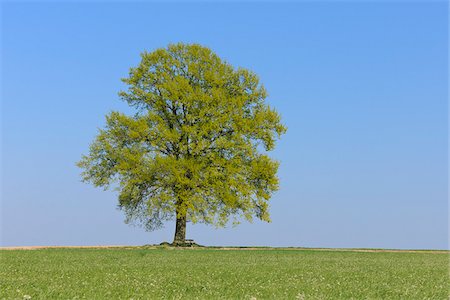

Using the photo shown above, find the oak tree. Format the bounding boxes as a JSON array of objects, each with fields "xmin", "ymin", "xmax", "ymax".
[{"xmin": 78, "ymin": 43, "xmax": 286, "ymax": 245}]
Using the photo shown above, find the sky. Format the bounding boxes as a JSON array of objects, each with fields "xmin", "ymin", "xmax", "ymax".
[{"xmin": 1, "ymin": 1, "xmax": 448, "ymax": 250}]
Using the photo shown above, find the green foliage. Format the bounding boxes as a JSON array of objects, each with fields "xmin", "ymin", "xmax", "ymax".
[
  {"xmin": 78, "ymin": 43, "xmax": 286, "ymax": 231},
  {"xmin": 1, "ymin": 248, "xmax": 448, "ymax": 299}
]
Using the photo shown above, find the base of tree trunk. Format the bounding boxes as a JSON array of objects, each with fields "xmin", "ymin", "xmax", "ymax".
[
  {"xmin": 160, "ymin": 241, "xmax": 202, "ymax": 247},
  {"xmin": 171, "ymin": 240, "xmax": 186, "ymax": 247}
]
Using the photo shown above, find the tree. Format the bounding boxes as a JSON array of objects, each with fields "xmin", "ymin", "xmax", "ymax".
[{"xmin": 78, "ymin": 43, "xmax": 286, "ymax": 245}]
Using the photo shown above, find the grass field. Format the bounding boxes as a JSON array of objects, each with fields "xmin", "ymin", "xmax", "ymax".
[{"xmin": 1, "ymin": 247, "xmax": 448, "ymax": 299}]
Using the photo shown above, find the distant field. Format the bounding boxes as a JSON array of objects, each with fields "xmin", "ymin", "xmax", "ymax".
[{"xmin": 1, "ymin": 247, "xmax": 448, "ymax": 299}]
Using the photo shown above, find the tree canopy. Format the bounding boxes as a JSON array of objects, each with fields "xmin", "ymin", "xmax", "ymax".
[{"xmin": 78, "ymin": 43, "xmax": 286, "ymax": 244}]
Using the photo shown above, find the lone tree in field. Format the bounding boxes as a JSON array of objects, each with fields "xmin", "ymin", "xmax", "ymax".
[{"xmin": 78, "ymin": 43, "xmax": 286, "ymax": 245}]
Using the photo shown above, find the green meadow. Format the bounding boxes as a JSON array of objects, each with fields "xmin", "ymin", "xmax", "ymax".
[{"xmin": 1, "ymin": 247, "xmax": 448, "ymax": 299}]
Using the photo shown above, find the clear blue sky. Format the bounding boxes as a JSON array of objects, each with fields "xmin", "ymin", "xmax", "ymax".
[{"xmin": 1, "ymin": 2, "xmax": 448, "ymax": 249}]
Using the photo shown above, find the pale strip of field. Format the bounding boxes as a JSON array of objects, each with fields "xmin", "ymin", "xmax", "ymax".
[
  {"xmin": 0, "ymin": 245, "xmax": 132, "ymax": 250},
  {"xmin": 0, "ymin": 245, "xmax": 448, "ymax": 253}
]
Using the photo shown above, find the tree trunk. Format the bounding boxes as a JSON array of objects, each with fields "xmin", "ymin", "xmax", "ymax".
[{"xmin": 172, "ymin": 212, "xmax": 186, "ymax": 246}]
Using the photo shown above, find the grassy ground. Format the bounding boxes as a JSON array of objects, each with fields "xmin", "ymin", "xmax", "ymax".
[{"xmin": 1, "ymin": 247, "xmax": 448, "ymax": 299}]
